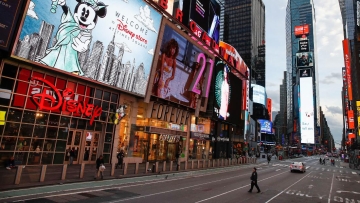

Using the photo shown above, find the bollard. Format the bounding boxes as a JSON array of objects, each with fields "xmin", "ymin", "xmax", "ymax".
[
  {"xmin": 213, "ymin": 159, "xmax": 215, "ymax": 167},
  {"xmin": 170, "ymin": 161, "xmax": 173, "ymax": 171},
  {"xmin": 163, "ymin": 161, "xmax": 166, "ymax": 172},
  {"xmin": 152, "ymin": 163, "xmax": 155, "ymax": 173},
  {"xmin": 61, "ymin": 164, "xmax": 67, "ymax": 180},
  {"xmin": 135, "ymin": 163, "xmax": 139, "ymax": 174},
  {"xmin": 203, "ymin": 160, "xmax": 206, "ymax": 168},
  {"xmin": 184, "ymin": 160, "xmax": 188, "ymax": 170},
  {"xmin": 197, "ymin": 160, "xmax": 200, "ymax": 169},
  {"xmin": 217, "ymin": 159, "xmax": 219, "ymax": 167},
  {"xmin": 80, "ymin": 163, "xmax": 85, "ymax": 179},
  {"xmin": 124, "ymin": 163, "xmax": 128, "ymax": 175},
  {"xmin": 191, "ymin": 160, "xmax": 194, "ymax": 169},
  {"xmin": 222, "ymin": 159, "xmax": 224, "ymax": 166},
  {"xmin": 14, "ymin": 165, "xmax": 23, "ymax": 185},
  {"xmin": 145, "ymin": 162, "xmax": 149, "ymax": 173},
  {"xmin": 111, "ymin": 163, "xmax": 116, "ymax": 176},
  {"xmin": 155, "ymin": 162, "xmax": 159, "ymax": 173},
  {"xmin": 39, "ymin": 165, "xmax": 47, "ymax": 182}
]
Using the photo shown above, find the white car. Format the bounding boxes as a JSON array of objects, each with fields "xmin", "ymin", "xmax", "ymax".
[
  {"xmin": 324, "ymin": 155, "xmax": 329, "ymax": 160},
  {"xmin": 290, "ymin": 162, "xmax": 306, "ymax": 173}
]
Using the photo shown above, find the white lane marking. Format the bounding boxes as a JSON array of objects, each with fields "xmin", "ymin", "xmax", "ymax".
[
  {"xmin": 336, "ymin": 190, "xmax": 360, "ymax": 194},
  {"xmin": 276, "ymin": 169, "xmax": 281, "ymax": 171},
  {"xmin": 327, "ymin": 169, "xmax": 330, "ymax": 172},
  {"xmin": 315, "ymin": 168, "xmax": 319, "ymax": 170},
  {"xmin": 328, "ymin": 173, "xmax": 335, "ymax": 203},
  {"xmin": 306, "ymin": 166, "xmax": 310, "ymax": 169},
  {"xmin": 352, "ymin": 172, "xmax": 357, "ymax": 175},
  {"xmin": 194, "ymin": 170, "xmax": 290, "ymax": 203},
  {"xmin": 264, "ymin": 171, "xmax": 313, "ymax": 203}
]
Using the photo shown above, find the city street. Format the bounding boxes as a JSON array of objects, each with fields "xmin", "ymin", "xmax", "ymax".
[{"xmin": 1, "ymin": 156, "xmax": 359, "ymax": 203}]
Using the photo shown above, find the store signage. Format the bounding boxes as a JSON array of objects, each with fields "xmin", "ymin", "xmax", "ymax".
[
  {"xmin": 159, "ymin": 134, "xmax": 180, "ymax": 142},
  {"xmin": 342, "ymin": 68, "xmax": 349, "ymax": 112},
  {"xmin": 294, "ymin": 24, "xmax": 309, "ymax": 37},
  {"xmin": 219, "ymin": 41, "xmax": 248, "ymax": 77},
  {"xmin": 348, "ymin": 110, "xmax": 355, "ymax": 130},
  {"xmin": 147, "ymin": 101, "xmax": 190, "ymax": 125},
  {"xmin": 357, "ymin": 101, "xmax": 360, "ymax": 135},
  {"xmin": 31, "ymin": 77, "xmax": 102, "ymax": 125},
  {"xmin": 191, "ymin": 132, "xmax": 210, "ymax": 140},
  {"xmin": 0, "ymin": 0, "xmax": 21, "ymax": 51},
  {"xmin": 212, "ymin": 137, "xmax": 230, "ymax": 142}
]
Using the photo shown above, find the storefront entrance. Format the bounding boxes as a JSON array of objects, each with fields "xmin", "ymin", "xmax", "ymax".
[{"xmin": 65, "ymin": 130, "xmax": 101, "ymax": 164}]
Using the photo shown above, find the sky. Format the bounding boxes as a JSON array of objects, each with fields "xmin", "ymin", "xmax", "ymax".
[{"xmin": 263, "ymin": 0, "xmax": 344, "ymax": 147}]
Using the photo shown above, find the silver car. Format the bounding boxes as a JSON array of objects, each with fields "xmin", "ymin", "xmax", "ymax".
[{"xmin": 290, "ymin": 162, "xmax": 306, "ymax": 173}]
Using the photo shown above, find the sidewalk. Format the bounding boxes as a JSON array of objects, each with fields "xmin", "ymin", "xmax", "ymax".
[{"xmin": 0, "ymin": 158, "xmax": 256, "ymax": 192}]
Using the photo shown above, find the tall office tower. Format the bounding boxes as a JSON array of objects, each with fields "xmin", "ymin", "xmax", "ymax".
[
  {"xmin": 97, "ymin": 33, "xmax": 116, "ymax": 82},
  {"xmin": 223, "ymin": 0, "xmax": 265, "ymax": 87},
  {"xmin": 285, "ymin": 0, "xmax": 320, "ymax": 144},
  {"xmin": 37, "ymin": 21, "xmax": 54, "ymax": 58},
  {"xmin": 218, "ymin": 0, "xmax": 225, "ymax": 41},
  {"xmin": 279, "ymin": 71, "xmax": 288, "ymax": 143}
]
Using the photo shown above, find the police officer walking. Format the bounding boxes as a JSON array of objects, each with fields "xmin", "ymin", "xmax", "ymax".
[{"xmin": 248, "ymin": 167, "xmax": 261, "ymax": 193}]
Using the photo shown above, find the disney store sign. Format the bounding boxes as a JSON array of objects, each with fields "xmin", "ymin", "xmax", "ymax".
[{"xmin": 30, "ymin": 77, "xmax": 102, "ymax": 125}]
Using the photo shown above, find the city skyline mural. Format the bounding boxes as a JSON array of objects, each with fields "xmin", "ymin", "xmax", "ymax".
[{"xmin": 12, "ymin": 0, "xmax": 162, "ymax": 96}]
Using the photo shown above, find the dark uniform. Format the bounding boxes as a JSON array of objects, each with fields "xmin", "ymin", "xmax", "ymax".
[{"xmin": 248, "ymin": 167, "xmax": 261, "ymax": 193}]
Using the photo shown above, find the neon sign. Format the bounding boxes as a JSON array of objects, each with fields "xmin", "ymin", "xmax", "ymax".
[{"xmin": 31, "ymin": 77, "xmax": 102, "ymax": 125}]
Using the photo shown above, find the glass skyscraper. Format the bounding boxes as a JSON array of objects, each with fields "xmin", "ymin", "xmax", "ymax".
[{"xmin": 285, "ymin": 0, "xmax": 320, "ymax": 143}]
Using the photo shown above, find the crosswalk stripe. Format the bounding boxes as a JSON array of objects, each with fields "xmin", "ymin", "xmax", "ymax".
[{"xmin": 352, "ymin": 172, "xmax": 357, "ymax": 174}]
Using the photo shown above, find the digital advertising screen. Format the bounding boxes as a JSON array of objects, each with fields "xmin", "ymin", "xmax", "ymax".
[
  {"xmin": 258, "ymin": 119, "xmax": 272, "ymax": 134},
  {"xmin": 12, "ymin": 0, "xmax": 162, "ymax": 96},
  {"xmin": 294, "ymin": 24, "xmax": 309, "ymax": 37},
  {"xmin": 182, "ymin": 0, "xmax": 220, "ymax": 44},
  {"xmin": 150, "ymin": 24, "xmax": 213, "ymax": 109},
  {"xmin": 212, "ymin": 58, "xmax": 243, "ymax": 124},
  {"xmin": 296, "ymin": 52, "xmax": 313, "ymax": 67},
  {"xmin": 0, "ymin": 0, "xmax": 22, "ymax": 51},
  {"xmin": 251, "ymin": 84, "xmax": 266, "ymax": 106},
  {"xmin": 300, "ymin": 77, "xmax": 314, "ymax": 144}
]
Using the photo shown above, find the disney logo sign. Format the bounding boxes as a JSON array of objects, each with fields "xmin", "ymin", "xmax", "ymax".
[{"xmin": 30, "ymin": 77, "xmax": 102, "ymax": 125}]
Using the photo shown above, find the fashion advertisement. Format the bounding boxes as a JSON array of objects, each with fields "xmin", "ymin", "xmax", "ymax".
[
  {"xmin": 151, "ymin": 24, "xmax": 211, "ymax": 109},
  {"xmin": 213, "ymin": 58, "xmax": 242, "ymax": 124},
  {"xmin": 12, "ymin": 0, "xmax": 162, "ymax": 96}
]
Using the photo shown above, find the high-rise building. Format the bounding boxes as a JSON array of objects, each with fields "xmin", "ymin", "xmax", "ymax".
[
  {"xmin": 279, "ymin": 71, "xmax": 288, "ymax": 143},
  {"xmin": 37, "ymin": 21, "xmax": 54, "ymax": 58},
  {"xmin": 285, "ymin": 0, "xmax": 320, "ymax": 145},
  {"xmin": 223, "ymin": 0, "xmax": 265, "ymax": 87}
]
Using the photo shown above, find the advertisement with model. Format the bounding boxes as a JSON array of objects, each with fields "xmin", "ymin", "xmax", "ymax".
[
  {"xmin": 211, "ymin": 58, "xmax": 243, "ymax": 124},
  {"xmin": 296, "ymin": 52, "xmax": 313, "ymax": 67},
  {"xmin": 12, "ymin": 0, "xmax": 162, "ymax": 96},
  {"xmin": 149, "ymin": 22, "xmax": 215, "ymax": 109},
  {"xmin": 300, "ymin": 76, "xmax": 314, "ymax": 144}
]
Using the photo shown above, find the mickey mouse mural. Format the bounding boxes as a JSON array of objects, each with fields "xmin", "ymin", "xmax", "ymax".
[
  {"xmin": 40, "ymin": 0, "xmax": 107, "ymax": 75},
  {"xmin": 114, "ymin": 105, "xmax": 127, "ymax": 125}
]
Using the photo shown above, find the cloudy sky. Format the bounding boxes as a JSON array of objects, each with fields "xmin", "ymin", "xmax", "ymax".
[{"xmin": 263, "ymin": 0, "xmax": 344, "ymax": 147}]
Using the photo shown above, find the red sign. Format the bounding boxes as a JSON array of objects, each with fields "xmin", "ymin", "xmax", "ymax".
[
  {"xmin": 342, "ymin": 39, "xmax": 353, "ymax": 101},
  {"xmin": 342, "ymin": 68, "xmax": 349, "ymax": 112},
  {"xmin": 267, "ymin": 98, "xmax": 272, "ymax": 121},
  {"xmin": 348, "ymin": 110, "xmax": 355, "ymax": 130},
  {"xmin": 294, "ymin": 24, "xmax": 309, "ymax": 37}
]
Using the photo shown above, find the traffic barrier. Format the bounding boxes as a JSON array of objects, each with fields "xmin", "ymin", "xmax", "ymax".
[{"xmin": 39, "ymin": 165, "xmax": 47, "ymax": 182}]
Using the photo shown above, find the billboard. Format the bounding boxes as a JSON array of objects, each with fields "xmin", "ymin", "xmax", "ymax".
[
  {"xmin": 251, "ymin": 84, "xmax": 266, "ymax": 106},
  {"xmin": 267, "ymin": 98, "xmax": 272, "ymax": 121},
  {"xmin": 299, "ymin": 69, "xmax": 311, "ymax": 77},
  {"xmin": 348, "ymin": 110, "xmax": 355, "ymax": 130},
  {"xmin": 299, "ymin": 40, "xmax": 309, "ymax": 52},
  {"xmin": 0, "ymin": 0, "xmax": 22, "ymax": 51},
  {"xmin": 342, "ymin": 39, "xmax": 353, "ymax": 101},
  {"xmin": 12, "ymin": 0, "xmax": 162, "ymax": 96},
  {"xmin": 342, "ymin": 68, "xmax": 349, "ymax": 112},
  {"xmin": 219, "ymin": 41, "xmax": 248, "ymax": 77},
  {"xmin": 212, "ymin": 58, "xmax": 243, "ymax": 124},
  {"xmin": 182, "ymin": 0, "xmax": 220, "ymax": 44},
  {"xmin": 296, "ymin": 52, "xmax": 313, "ymax": 67},
  {"xmin": 294, "ymin": 24, "xmax": 309, "ymax": 37},
  {"xmin": 357, "ymin": 101, "xmax": 360, "ymax": 135},
  {"xmin": 258, "ymin": 119, "xmax": 272, "ymax": 134},
  {"xmin": 300, "ymin": 77, "xmax": 314, "ymax": 144},
  {"xmin": 150, "ymin": 24, "xmax": 214, "ymax": 109}
]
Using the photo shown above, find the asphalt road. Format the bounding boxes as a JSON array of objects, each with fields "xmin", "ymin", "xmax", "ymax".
[{"xmin": 1, "ymin": 156, "xmax": 360, "ymax": 203}]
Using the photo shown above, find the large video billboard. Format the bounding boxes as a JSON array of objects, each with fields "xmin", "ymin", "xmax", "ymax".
[
  {"xmin": 294, "ymin": 24, "xmax": 309, "ymax": 37},
  {"xmin": 212, "ymin": 58, "xmax": 243, "ymax": 124},
  {"xmin": 296, "ymin": 52, "xmax": 313, "ymax": 67},
  {"xmin": 258, "ymin": 119, "xmax": 272, "ymax": 134},
  {"xmin": 150, "ymin": 23, "xmax": 214, "ymax": 109},
  {"xmin": 251, "ymin": 84, "xmax": 266, "ymax": 106},
  {"xmin": 12, "ymin": 0, "xmax": 161, "ymax": 96},
  {"xmin": 300, "ymin": 77, "xmax": 314, "ymax": 144},
  {"xmin": 0, "ymin": 0, "xmax": 22, "ymax": 51}
]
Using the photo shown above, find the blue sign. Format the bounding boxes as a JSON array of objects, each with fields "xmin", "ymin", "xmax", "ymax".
[{"xmin": 258, "ymin": 119, "xmax": 272, "ymax": 133}]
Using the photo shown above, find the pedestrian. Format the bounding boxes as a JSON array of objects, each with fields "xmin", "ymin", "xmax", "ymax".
[
  {"xmin": 95, "ymin": 155, "xmax": 104, "ymax": 179},
  {"xmin": 5, "ymin": 156, "xmax": 16, "ymax": 170},
  {"xmin": 323, "ymin": 158, "xmax": 325, "ymax": 165},
  {"xmin": 69, "ymin": 147, "xmax": 75, "ymax": 165},
  {"xmin": 248, "ymin": 167, "xmax": 261, "ymax": 193},
  {"xmin": 267, "ymin": 155, "xmax": 271, "ymax": 165},
  {"xmin": 116, "ymin": 150, "xmax": 125, "ymax": 169},
  {"xmin": 319, "ymin": 157, "xmax": 322, "ymax": 165}
]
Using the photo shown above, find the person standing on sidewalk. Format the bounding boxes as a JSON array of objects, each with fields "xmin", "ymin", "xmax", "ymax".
[
  {"xmin": 69, "ymin": 148, "xmax": 75, "ymax": 165},
  {"xmin": 95, "ymin": 155, "xmax": 104, "ymax": 179},
  {"xmin": 267, "ymin": 154, "xmax": 271, "ymax": 165},
  {"xmin": 116, "ymin": 150, "xmax": 125, "ymax": 169},
  {"xmin": 248, "ymin": 167, "xmax": 261, "ymax": 193}
]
